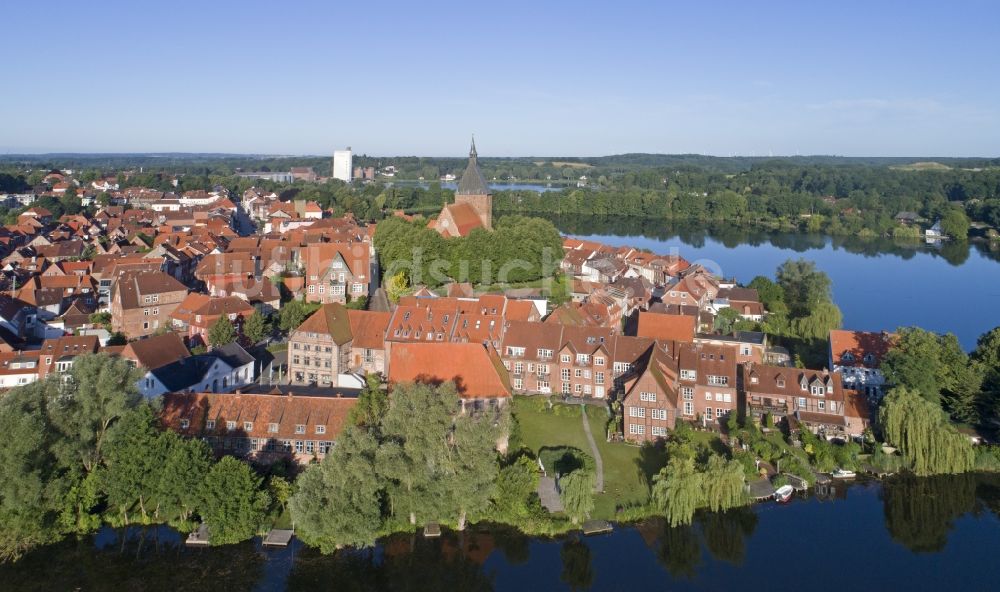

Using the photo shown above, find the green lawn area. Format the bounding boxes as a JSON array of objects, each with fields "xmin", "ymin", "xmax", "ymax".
[{"xmin": 512, "ymin": 396, "xmax": 650, "ymax": 519}]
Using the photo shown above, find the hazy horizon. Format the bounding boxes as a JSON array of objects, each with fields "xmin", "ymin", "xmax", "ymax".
[{"xmin": 3, "ymin": 0, "xmax": 998, "ymax": 156}]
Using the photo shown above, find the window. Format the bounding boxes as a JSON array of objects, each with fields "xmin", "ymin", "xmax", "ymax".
[
  {"xmin": 680, "ymin": 369, "xmax": 697, "ymax": 380},
  {"xmin": 595, "ymin": 356, "xmax": 605, "ymax": 366},
  {"xmin": 295, "ymin": 424, "xmax": 306, "ymax": 434},
  {"xmin": 640, "ymin": 391, "xmax": 656, "ymax": 402},
  {"xmin": 316, "ymin": 425, "xmax": 326, "ymax": 434},
  {"xmin": 596, "ymin": 371, "xmax": 604, "ymax": 385},
  {"xmin": 716, "ymin": 408, "xmax": 724, "ymax": 418},
  {"xmin": 574, "ymin": 368, "xmax": 582, "ymax": 378},
  {"xmin": 226, "ymin": 421, "xmax": 236, "ymax": 431},
  {"xmin": 750, "ymin": 375, "xmax": 759, "ymax": 384},
  {"xmin": 561, "ymin": 368, "xmax": 570, "ymax": 380},
  {"xmin": 538, "ymin": 348, "xmax": 553, "ymax": 359},
  {"xmin": 682, "ymin": 387, "xmax": 694, "ymax": 400},
  {"xmin": 811, "ymin": 385, "xmax": 825, "ymax": 396},
  {"xmin": 560, "ymin": 354, "xmax": 571, "ymax": 363},
  {"xmin": 629, "ymin": 423, "xmax": 645, "ymax": 435},
  {"xmin": 306, "ymin": 441, "xmax": 315, "ymax": 454},
  {"xmin": 741, "ymin": 345, "xmax": 751, "ymax": 356},
  {"xmin": 574, "ymin": 383, "xmax": 582, "ymax": 393},
  {"xmin": 723, "ymin": 393, "xmax": 732, "ymax": 403},
  {"xmin": 628, "ymin": 406, "xmax": 645, "ymax": 418},
  {"xmin": 295, "ymin": 441, "xmax": 304, "ymax": 453},
  {"xmin": 829, "ymin": 402, "xmax": 837, "ymax": 413},
  {"xmin": 576, "ymin": 353, "xmax": 590, "ymax": 364},
  {"xmin": 506, "ymin": 346, "xmax": 525, "ymax": 357},
  {"xmin": 798, "ymin": 397, "xmax": 807, "ymax": 408},
  {"xmin": 206, "ymin": 420, "xmax": 216, "ymax": 430},
  {"xmin": 683, "ymin": 402, "xmax": 694, "ymax": 415},
  {"xmin": 776, "ymin": 378, "xmax": 786, "ymax": 388},
  {"xmin": 243, "ymin": 421, "xmax": 253, "ymax": 432},
  {"xmin": 180, "ymin": 419, "xmax": 190, "ymax": 429},
  {"xmin": 651, "ymin": 426, "xmax": 668, "ymax": 437},
  {"xmin": 651, "ymin": 408, "xmax": 668, "ymax": 420},
  {"xmin": 818, "ymin": 401, "xmax": 826, "ymax": 411},
  {"xmin": 707, "ymin": 375, "xmax": 729, "ymax": 386},
  {"xmin": 706, "ymin": 407, "xmax": 713, "ymax": 418},
  {"xmin": 705, "ymin": 391, "xmax": 712, "ymax": 401},
  {"xmin": 513, "ymin": 362, "xmax": 523, "ymax": 374},
  {"xmin": 513, "ymin": 377, "xmax": 523, "ymax": 390},
  {"xmin": 268, "ymin": 423, "xmax": 279, "ymax": 433}
]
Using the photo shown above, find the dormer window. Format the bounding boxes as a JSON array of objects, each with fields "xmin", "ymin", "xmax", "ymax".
[{"xmin": 776, "ymin": 378, "xmax": 785, "ymax": 388}]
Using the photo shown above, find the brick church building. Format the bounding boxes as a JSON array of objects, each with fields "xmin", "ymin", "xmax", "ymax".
[{"xmin": 432, "ymin": 138, "xmax": 493, "ymax": 237}]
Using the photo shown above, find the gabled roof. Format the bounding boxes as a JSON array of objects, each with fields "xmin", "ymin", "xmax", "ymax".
[
  {"xmin": 636, "ymin": 312, "xmax": 696, "ymax": 343},
  {"xmin": 347, "ymin": 309, "xmax": 390, "ymax": 349},
  {"xmin": 211, "ymin": 342, "xmax": 255, "ymax": 368},
  {"xmin": 441, "ymin": 202, "xmax": 485, "ymax": 236},
  {"xmin": 388, "ymin": 342, "xmax": 510, "ymax": 399},
  {"xmin": 121, "ymin": 332, "xmax": 191, "ymax": 370},
  {"xmin": 829, "ymin": 329, "xmax": 896, "ymax": 368},
  {"xmin": 294, "ymin": 303, "xmax": 353, "ymax": 345}
]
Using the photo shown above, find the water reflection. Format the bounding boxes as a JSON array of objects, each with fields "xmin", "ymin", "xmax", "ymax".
[
  {"xmin": 530, "ymin": 213, "xmax": 1000, "ymax": 266},
  {"xmin": 881, "ymin": 473, "xmax": 988, "ymax": 553},
  {"xmin": 4, "ymin": 477, "xmax": 1000, "ymax": 590}
]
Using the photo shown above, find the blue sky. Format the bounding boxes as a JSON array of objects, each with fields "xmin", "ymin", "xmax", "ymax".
[{"xmin": 2, "ymin": 0, "xmax": 998, "ymax": 156}]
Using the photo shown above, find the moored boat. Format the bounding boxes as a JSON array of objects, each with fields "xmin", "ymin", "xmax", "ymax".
[
  {"xmin": 832, "ymin": 468, "xmax": 857, "ymax": 479},
  {"xmin": 774, "ymin": 484, "xmax": 794, "ymax": 502}
]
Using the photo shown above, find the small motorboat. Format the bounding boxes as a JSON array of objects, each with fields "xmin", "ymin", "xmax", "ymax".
[
  {"xmin": 774, "ymin": 485, "xmax": 794, "ymax": 503},
  {"xmin": 831, "ymin": 468, "xmax": 857, "ymax": 479}
]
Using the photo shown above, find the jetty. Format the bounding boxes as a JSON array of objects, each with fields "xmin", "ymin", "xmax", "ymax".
[
  {"xmin": 582, "ymin": 519, "xmax": 613, "ymax": 535},
  {"xmin": 186, "ymin": 523, "xmax": 209, "ymax": 546},
  {"xmin": 423, "ymin": 522, "xmax": 442, "ymax": 538},
  {"xmin": 262, "ymin": 529, "xmax": 294, "ymax": 547},
  {"xmin": 783, "ymin": 473, "xmax": 809, "ymax": 491},
  {"xmin": 749, "ymin": 478, "xmax": 776, "ymax": 500}
]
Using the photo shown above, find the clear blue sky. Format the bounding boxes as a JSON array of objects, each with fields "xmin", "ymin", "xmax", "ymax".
[{"xmin": 2, "ymin": 0, "xmax": 998, "ymax": 156}]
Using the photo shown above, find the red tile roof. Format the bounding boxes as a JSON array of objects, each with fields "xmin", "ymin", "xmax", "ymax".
[
  {"xmin": 636, "ymin": 312, "xmax": 696, "ymax": 342},
  {"xmin": 389, "ymin": 342, "xmax": 511, "ymax": 399}
]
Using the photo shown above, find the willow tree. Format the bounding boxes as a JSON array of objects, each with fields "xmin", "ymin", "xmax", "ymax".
[
  {"xmin": 880, "ymin": 387, "xmax": 975, "ymax": 475},
  {"xmin": 702, "ymin": 455, "xmax": 748, "ymax": 513},
  {"xmin": 651, "ymin": 457, "xmax": 703, "ymax": 527},
  {"xmin": 559, "ymin": 469, "xmax": 595, "ymax": 524}
]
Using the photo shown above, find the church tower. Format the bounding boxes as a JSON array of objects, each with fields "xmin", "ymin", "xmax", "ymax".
[{"xmin": 454, "ymin": 136, "xmax": 492, "ymax": 230}]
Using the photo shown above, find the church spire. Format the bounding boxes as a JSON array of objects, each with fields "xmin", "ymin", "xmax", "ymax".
[{"xmin": 456, "ymin": 136, "xmax": 489, "ymax": 197}]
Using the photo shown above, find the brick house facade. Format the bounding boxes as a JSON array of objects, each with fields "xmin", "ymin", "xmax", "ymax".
[{"xmin": 110, "ymin": 270, "xmax": 188, "ymax": 339}]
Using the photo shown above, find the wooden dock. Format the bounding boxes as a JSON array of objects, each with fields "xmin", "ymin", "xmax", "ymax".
[
  {"xmin": 423, "ymin": 522, "xmax": 441, "ymax": 538},
  {"xmin": 262, "ymin": 529, "xmax": 294, "ymax": 547},
  {"xmin": 862, "ymin": 463, "xmax": 895, "ymax": 478},
  {"xmin": 748, "ymin": 478, "xmax": 776, "ymax": 500},
  {"xmin": 186, "ymin": 523, "xmax": 209, "ymax": 546},
  {"xmin": 783, "ymin": 473, "xmax": 809, "ymax": 491},
  {"xmin": 582, "ymin": 519, "xmax": 613, "ymax": 535}
]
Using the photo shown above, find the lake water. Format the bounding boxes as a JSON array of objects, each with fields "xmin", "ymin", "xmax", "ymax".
[
  {"xmin": 4, "ymin": 475, "xmax": 1000, "ymax": 591},
  {"xmin": 394, "ymin": 181, "xmax": 566, "ymax": 193},
  {"xmin": 549, "ymin": 216, "xmax": 1000, "ymax": 350}
]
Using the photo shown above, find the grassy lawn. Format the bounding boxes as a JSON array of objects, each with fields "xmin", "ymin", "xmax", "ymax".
[{"xmin": 512, "ymin": 396, "xmax": 649, "ymax": 520}]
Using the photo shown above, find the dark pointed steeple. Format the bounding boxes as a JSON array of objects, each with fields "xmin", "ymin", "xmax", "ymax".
[{"xmin": 456, "ymin": 135, "xmax": 490, "ymax": 196}]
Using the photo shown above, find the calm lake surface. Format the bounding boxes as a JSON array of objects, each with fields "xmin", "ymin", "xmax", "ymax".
[
  {"xmin": 4, "ymin": 475, "xmax": 1000, "ymax": 591},
  {"xmin": 550, "ymin": 216, "xmax": 1000, "ymax": 350}
]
